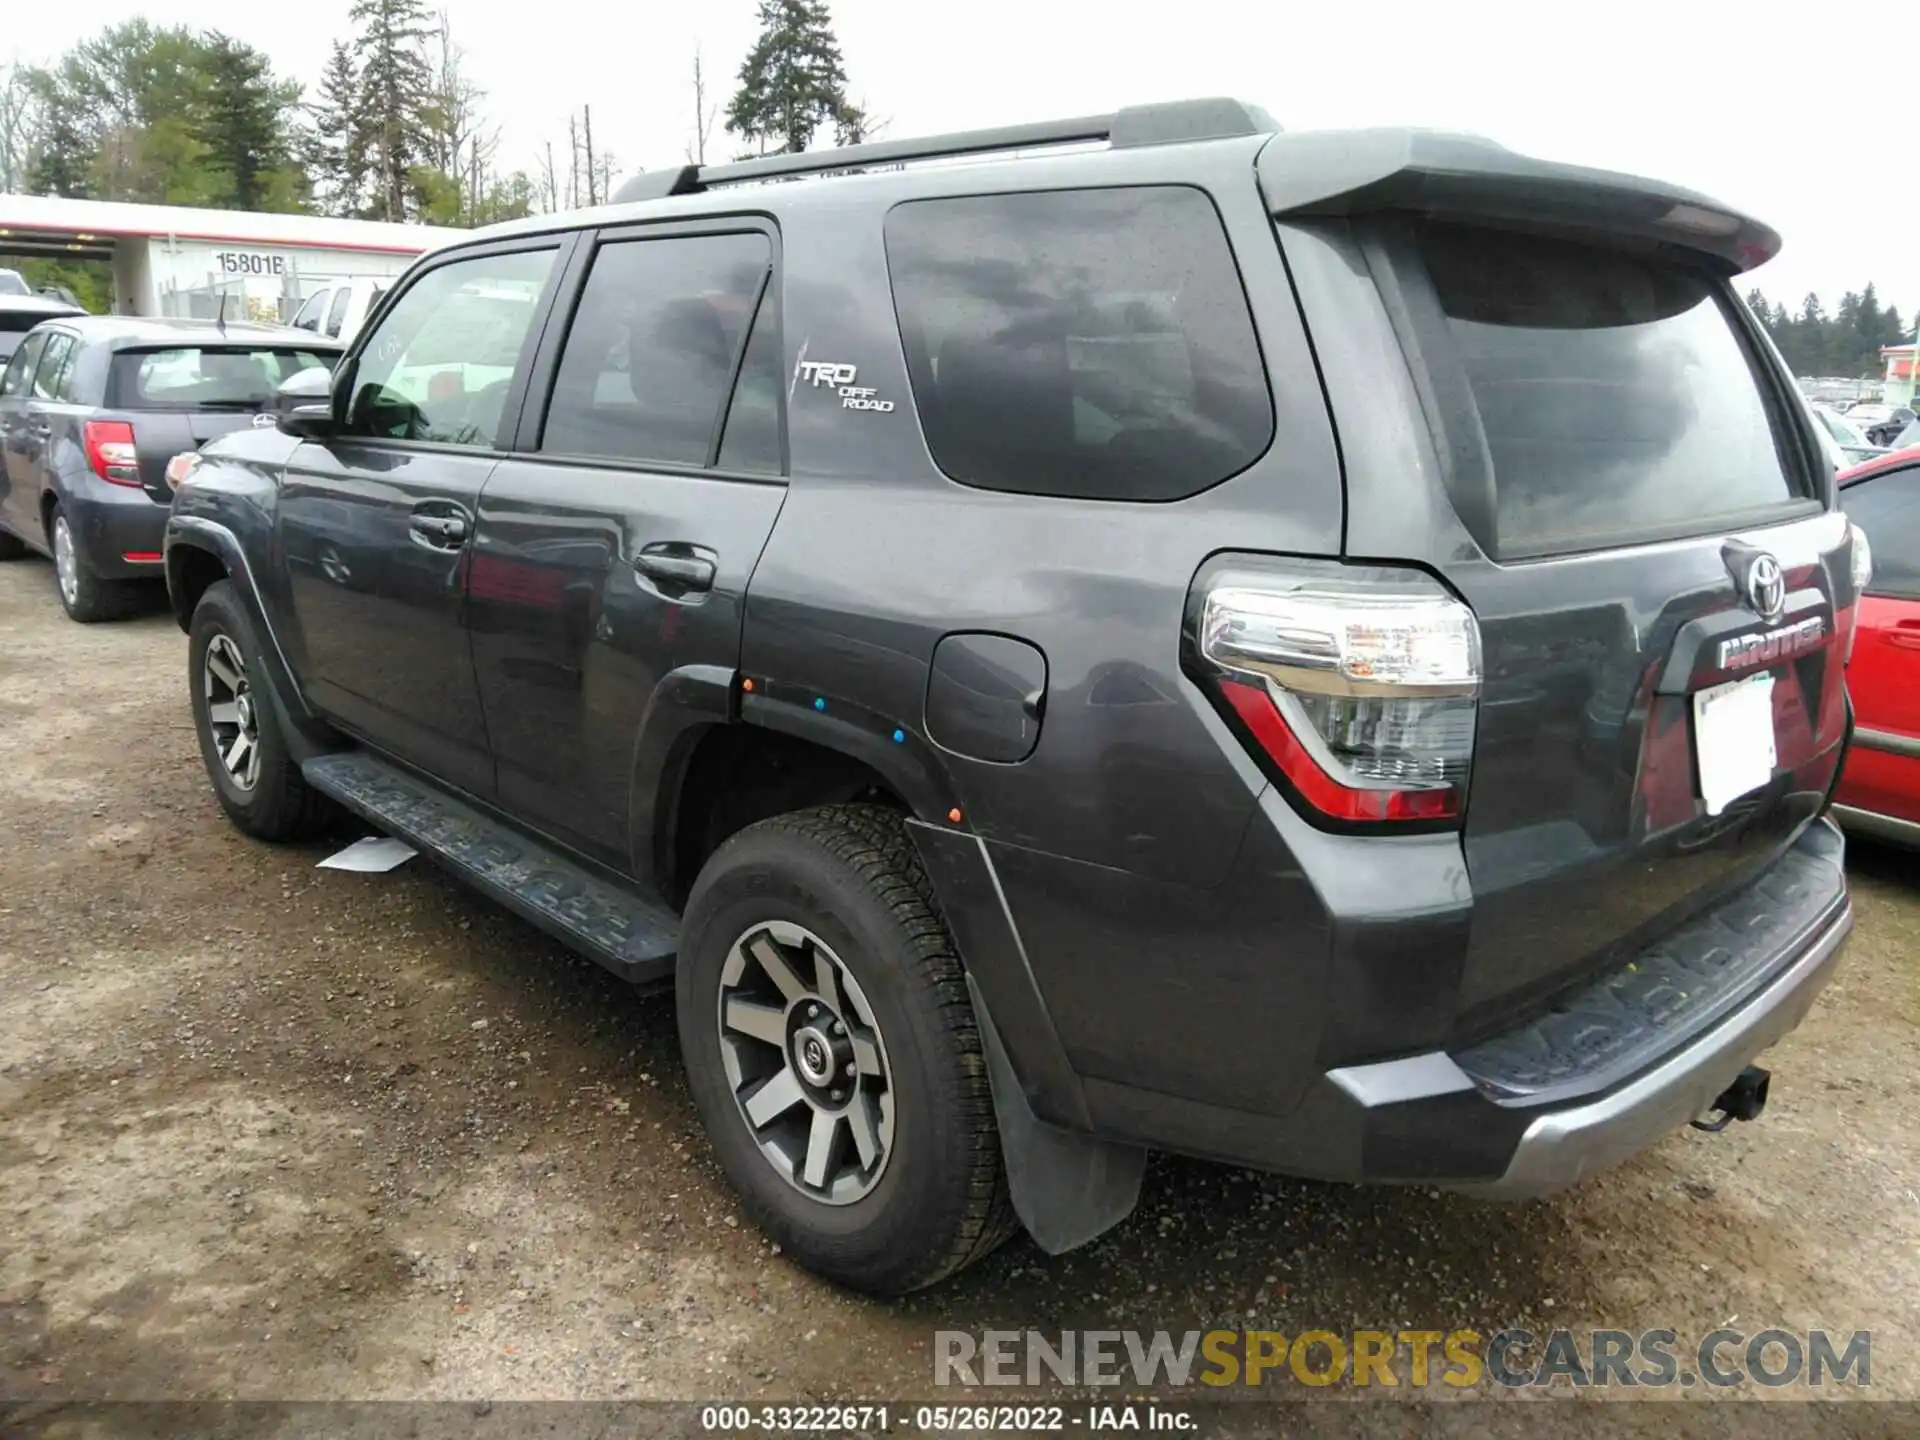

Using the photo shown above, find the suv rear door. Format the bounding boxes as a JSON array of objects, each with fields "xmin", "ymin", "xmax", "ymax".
[
  {"xmin": 469, "ymin": 221, "xmax": 788, "ymax": 874},
  {"xmin": 1270, "ymin": 151, "xmax": 1855, "ymax": 1031},
  {"xmin": 276, "ymin": 240, "xmax": 566, "ymax": 798}
]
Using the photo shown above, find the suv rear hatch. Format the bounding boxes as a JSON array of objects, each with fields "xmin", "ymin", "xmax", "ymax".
[
  {"xmin": 1261, "ymin": 133, "xmax": 1859, "ymax": 1036},
  {"xmin": 106, "ymin": 343, "xmax": 338, "ymax": 501}
]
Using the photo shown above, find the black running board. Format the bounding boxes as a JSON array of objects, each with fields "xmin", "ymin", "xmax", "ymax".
[{"xmin": 301, "ymin": 751, "xmax": 678, "ymax": 984}]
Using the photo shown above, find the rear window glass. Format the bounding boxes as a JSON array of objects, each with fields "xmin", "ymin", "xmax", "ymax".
[
  {"xmin": 885, "ymin": 186, "xmax": 1273, "ymax": 502},
  {"xmin": 111, "ymin": 347, "xmax": 338, "ymax": 409},
  {"xmin": 1419, "ymin": 224, "xmax": 1800, "ymax": 554}
]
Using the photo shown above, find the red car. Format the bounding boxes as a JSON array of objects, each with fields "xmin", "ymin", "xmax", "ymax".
[{"xmin": 1836, "ymin": 450, "xmax": 1920, "ymax": 845}]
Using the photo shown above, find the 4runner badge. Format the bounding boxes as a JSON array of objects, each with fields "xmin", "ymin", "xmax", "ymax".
[{"xmin": 798, "ymin": 359, "xmax": 895, "ymax": 413}]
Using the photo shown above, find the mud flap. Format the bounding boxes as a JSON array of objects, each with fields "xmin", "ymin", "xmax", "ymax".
[{"xmin": 967, "ymin": 974, "xmax": 1145, "ymax": 1255}]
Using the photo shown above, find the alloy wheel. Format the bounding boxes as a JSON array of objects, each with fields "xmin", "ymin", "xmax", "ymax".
[
  {"xmin": 52, "ymin": 515, "xmax": 78, "ymax": 607},
  {"xmin": 202, "ymin": 633, "xmax": 262, "ymax": 791},
  {"xmin": 716, "ymin": 920, "xmax": 895, "ymax": 1205}
]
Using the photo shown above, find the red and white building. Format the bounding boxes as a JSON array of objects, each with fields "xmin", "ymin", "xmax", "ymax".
[{"xmin": 0, "ymin": 194, "xmax": 463, "ymax": 322}]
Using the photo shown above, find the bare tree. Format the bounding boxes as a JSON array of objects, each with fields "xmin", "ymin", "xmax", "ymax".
[
  {"xmin": 426, "ymin": 12, "xmax": 498, "ymax": 221},
  {"xmin": 567, "ymin": 111, "xmax": 580, "ymax": 208},
  {"xmin": 686, "ymin": 46, "xmax": 717, "ymax": 164},
  {"xmin": 0, "ymin": 62, "xmax": 48, "ymax": 193},
  {"xmin": 582, "ymin": 104, "xmax": 597, "ymax": 205},
  {"xmin": 540, "ymin": 139, "xmax": 558, "ymax": 212}
]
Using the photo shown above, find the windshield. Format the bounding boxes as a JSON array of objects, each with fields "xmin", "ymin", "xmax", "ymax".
[{"xmin": 109, "ymin": 347, "xmax": 338, "ymax": 409}]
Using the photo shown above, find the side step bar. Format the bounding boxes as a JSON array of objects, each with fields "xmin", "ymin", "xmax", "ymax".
[{"xmin": 301, "ymin": 752, "xmax": 678, "ymax": 984}]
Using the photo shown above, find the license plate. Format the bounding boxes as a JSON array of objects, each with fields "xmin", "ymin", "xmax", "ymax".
[{"xmin": 1693, "ymin": 672, "xmax": 1777, "ymax": 816}]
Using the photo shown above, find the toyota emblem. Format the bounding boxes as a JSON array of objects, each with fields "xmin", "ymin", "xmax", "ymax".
[
  {"xmin": 1745, "ymin": 552, "xmax": 1786, "ymax": 622},
  {"xmin": 251, "ymin": 413, "xmax": 278, "ymax": 428}
]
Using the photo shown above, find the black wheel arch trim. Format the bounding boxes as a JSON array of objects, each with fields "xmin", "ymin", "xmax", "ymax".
[{"xmin": 165, "ymin": 515, "xmax": 338, "ymax": 762}]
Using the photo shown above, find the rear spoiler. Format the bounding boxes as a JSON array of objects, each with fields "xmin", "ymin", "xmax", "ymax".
[{"xmin": 1256, "ymin": 129, "xmax": 1779, "ymax": 274}]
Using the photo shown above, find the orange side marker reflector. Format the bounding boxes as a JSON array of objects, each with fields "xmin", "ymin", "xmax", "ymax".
[
  {"xmin": 947, "ymin": 807, "xmax": 963, "ymax": 825},
  {"xmin": 741, "ymin": 677, "xmax": 755, "ymax": 693}
]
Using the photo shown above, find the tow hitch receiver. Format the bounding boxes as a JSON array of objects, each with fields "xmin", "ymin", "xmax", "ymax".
[{"xmin": 1690, "ymin": 1066, "xmax": 1771, "ymax": 1133}]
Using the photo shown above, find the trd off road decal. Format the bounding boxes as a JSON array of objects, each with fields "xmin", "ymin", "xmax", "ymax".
[{"xmin": 798, "ymin": 360, "xmax": 895, "ymax": 413}]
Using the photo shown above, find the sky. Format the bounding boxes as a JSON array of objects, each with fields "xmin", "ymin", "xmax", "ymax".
[{"xmin": 15, "ymin": 0, "xmax": 1913, "ymax": 324}]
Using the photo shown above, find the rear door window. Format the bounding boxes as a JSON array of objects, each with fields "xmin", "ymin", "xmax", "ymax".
[
  {"xmin": 1415, "ymin": 223, "xmax": 1803, "ymax": 555},
  {"xmin": 540, "ymin": 232, "xmax": 770, "ymax": 468},
  {"xmin": 292, "ymin": 290, "xmax": 330, "ymax": 332},
  {"xmin": 326, "ymin": 288, "xmax": 354, "ymax": 337},
  {"xmin": 1843, "ymin": 467, "xmax": 1920, "ymax": 600},
  {"xmin": 885, "ymin": 186, "xmax": 1273, "ymax": 502},
  {"xmin": 31, "ymin": 333, "xmax": 73, "ymax": 400},
  {"xmin": 715, "ymin": 284, "xmax": 783, "ymax": 475}
]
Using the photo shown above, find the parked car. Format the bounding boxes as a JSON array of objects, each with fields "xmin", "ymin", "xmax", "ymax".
[
  {"xmin": 164, "ymin": 101, "xmax": 1862, "ymax": 1296},
  {"xmin": 1813, "ymin": 406, "xmax": 1889, "ymax": 466},
  {"xmin": 0, "ymin": 316, "xmax": 341, "ymax": 621},
  {"xmin": 0, "ymin": 293, "xmax": 85, "ymax": 363},
  {"xmin": 288, "ymin": 277, "xmax": 389, "ymax": 345},
  {"xmin": 0, "ymin": 268, "xmax": 31, "ymax": 297},
  {"xmin": 1835, "ymin": 451, "xmax": 1920, "ymax": 845}
]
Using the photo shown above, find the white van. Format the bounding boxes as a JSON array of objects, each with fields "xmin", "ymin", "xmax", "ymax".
[{"xmin": 288, "ymin": 278, "xmax": 388, "ymax": 344}]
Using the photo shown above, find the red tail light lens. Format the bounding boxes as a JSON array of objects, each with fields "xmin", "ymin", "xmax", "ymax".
[
  {"xmin": 84, "ymin": 421, "xmax": 141, "ymax": 487},
  {"xmin": 1197, "ymin": 569, "xmax": 1481, "ymax": 828}
]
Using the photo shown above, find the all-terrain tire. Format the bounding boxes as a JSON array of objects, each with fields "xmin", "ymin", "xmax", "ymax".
[
  {"xmin": 676, "ymin": 803, "xmax": 1016, "ymax": 1295},
  {"xmin": 188, "ymin": 579, "xmax": 335, "ymax": 841}
]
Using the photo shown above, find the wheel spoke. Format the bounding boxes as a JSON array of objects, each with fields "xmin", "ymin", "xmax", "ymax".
[
  {"xmin": 849, "ymin": 1028, "xmax": 883, "ymax": 1078},
  {"xmin": 748, "ymin": 933, "xmax": 809, "ymax": 1005},
  {"xmin": 207, "ymin": 701, "xmax": 240, "ymax": 726},
  {"xmin": 743, "ymin": 1065, "xmax": 805, "ymax": 1128},
  {"xmin": 847, "ymin": 1092, "xmax": 882, "ymax": 1169},
  {"xmin": 813, "ymin": 948, "xmax": 842, "ymax": 1016},
  {"xmin": 223, "ymin": 731, "xmax": 253, "ymax": 775},
  {"xmin": 802, "ymin": 1107, "xmax": 840, "ymax": 1189},
  {"xmin": 723, "ymin": 995, "xmax": 787, "ymax": 1047},
  {"xmin": 207, "ymin": 647, "xmax": 242, "ymax": 692}
]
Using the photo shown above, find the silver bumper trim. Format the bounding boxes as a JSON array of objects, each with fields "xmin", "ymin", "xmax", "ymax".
[{"xmin": 1459, "ymin": 897, "xmax": 1852, "ymax": 1201}]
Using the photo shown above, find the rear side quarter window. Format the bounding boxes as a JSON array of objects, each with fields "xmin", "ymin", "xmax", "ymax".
[
  {"xmin": 884, "ymin": 186, "xmax": 1273, "ymax": 502},
  {"xmin": 1843, "ymin": 468, "xmax": 1920, "ymax": 600}
]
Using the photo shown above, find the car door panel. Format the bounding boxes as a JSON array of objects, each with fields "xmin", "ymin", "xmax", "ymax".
[
  {"xmin": 469, "ymin": 224, "xmax": 786, "ymax": 873},
  {"xmin": 0, "ymin": 332, "xmax": 49, "ymax": 541},
  {"xmin": 274, "ymin": 241, "xmax": 568, "ymax": 799},
  {"xmin": 1838, "ymin": 465, "xmax": 1920, "ymax": 824}
]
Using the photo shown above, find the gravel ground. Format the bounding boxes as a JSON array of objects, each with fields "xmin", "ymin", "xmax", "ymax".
[{"xmin": 0, "ymin": 556, "xmax": 1916, "ymax": 1423}]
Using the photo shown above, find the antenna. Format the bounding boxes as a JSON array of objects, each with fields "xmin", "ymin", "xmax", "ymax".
[{"xmin": 217, "ymin": 291, "xmax": 229, "ymax": 333}]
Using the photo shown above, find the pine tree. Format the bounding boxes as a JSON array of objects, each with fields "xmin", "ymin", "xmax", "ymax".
[
  {"xmin": 726, "ymin": 0, "xmax": 863, "ymax": 155},
  {"xmin": 348, "ymin": 0, "xmax": 434, "ymax": 220},
  {"xmin": 307, "ymin": 42, "xmax": 365, "ymax": 217},
  {"xmin": 197, "ymin": 33, "xmax": 302, "ymax": 211}
]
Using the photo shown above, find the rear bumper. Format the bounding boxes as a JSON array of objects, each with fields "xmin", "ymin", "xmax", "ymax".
[
  {"xmin": 1325, "ymin": 817, "xmax": 1851, "ymax": 1197},
  {"xmin": 61, "ymin": 473, "xmax": 169, "ymax": 579},
  {"xmin": 1458, "ymin": 890, "xmax": 1849, "ymax": 1198}
]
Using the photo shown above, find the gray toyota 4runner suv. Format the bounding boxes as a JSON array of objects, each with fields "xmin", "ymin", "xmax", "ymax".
[{"xmin": 164, "ymin": 100, "xmax": 1866, "ymax": 1295}]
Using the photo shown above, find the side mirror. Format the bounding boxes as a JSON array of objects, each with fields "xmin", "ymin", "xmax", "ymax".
[
  {"xmin": 274, "ymin": 366, "xmax": 340, "ymax": 438},
  {"xmin": 277, "ymin": 403, "xmax": 336, "ymax": 439}
]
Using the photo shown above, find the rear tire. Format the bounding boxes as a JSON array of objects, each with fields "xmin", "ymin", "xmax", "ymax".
[
  {"xmin": 49, "ymin": 502, "xmax": 139, "ymax": 623},
  {"xmin": 188, "ymin": 579, "xmax": 334, "ymax": 841},
  {"xmin": 676, "ymin": 804, "xmax": 1015, "ymax": 1295}
]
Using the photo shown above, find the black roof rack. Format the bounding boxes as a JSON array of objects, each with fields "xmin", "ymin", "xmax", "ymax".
[{"xmin": 611, "ymin": 97, "xmax": 1276, "ymax": 205}]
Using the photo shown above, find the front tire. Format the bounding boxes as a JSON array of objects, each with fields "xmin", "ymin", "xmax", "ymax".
[
  {"xmin": 188, "ymin": 580, "xmax": 334, "ymax": 841},
  {"xmin": 676, "ymin": 804, "xmax": 1015, "ymax": 1295},
  {"xmin": 49, "ymin": 503, "xmax": 139, "ymax": 623}
]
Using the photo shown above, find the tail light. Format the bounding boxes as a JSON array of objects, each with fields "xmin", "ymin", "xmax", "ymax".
[
  {"xmin": 1843, "ymin": 521, "xmax": 1873, "ymax": 667},
  {"xmin": 84, "ymin": 421, "xmax": 141, "ymax": 487},
  {"xmin": 1194, "ymin": 563, "xmax": 1481, "ymax": 827}
]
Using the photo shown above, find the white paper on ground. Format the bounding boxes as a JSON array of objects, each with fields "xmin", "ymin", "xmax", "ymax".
[{"xmin": 317, "ymin": 835, "xmax": 418, "ymax": 873}]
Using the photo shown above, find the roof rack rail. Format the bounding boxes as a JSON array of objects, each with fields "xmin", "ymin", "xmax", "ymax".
[{"xmin": 610, "ymin": 97, "xmax": 1277, "ymax": 205}]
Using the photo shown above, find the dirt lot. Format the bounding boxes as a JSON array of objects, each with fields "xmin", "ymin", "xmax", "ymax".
[{"xmin": 1, "ymin": 556, "xmax": 1917, "ymax": 1420}]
